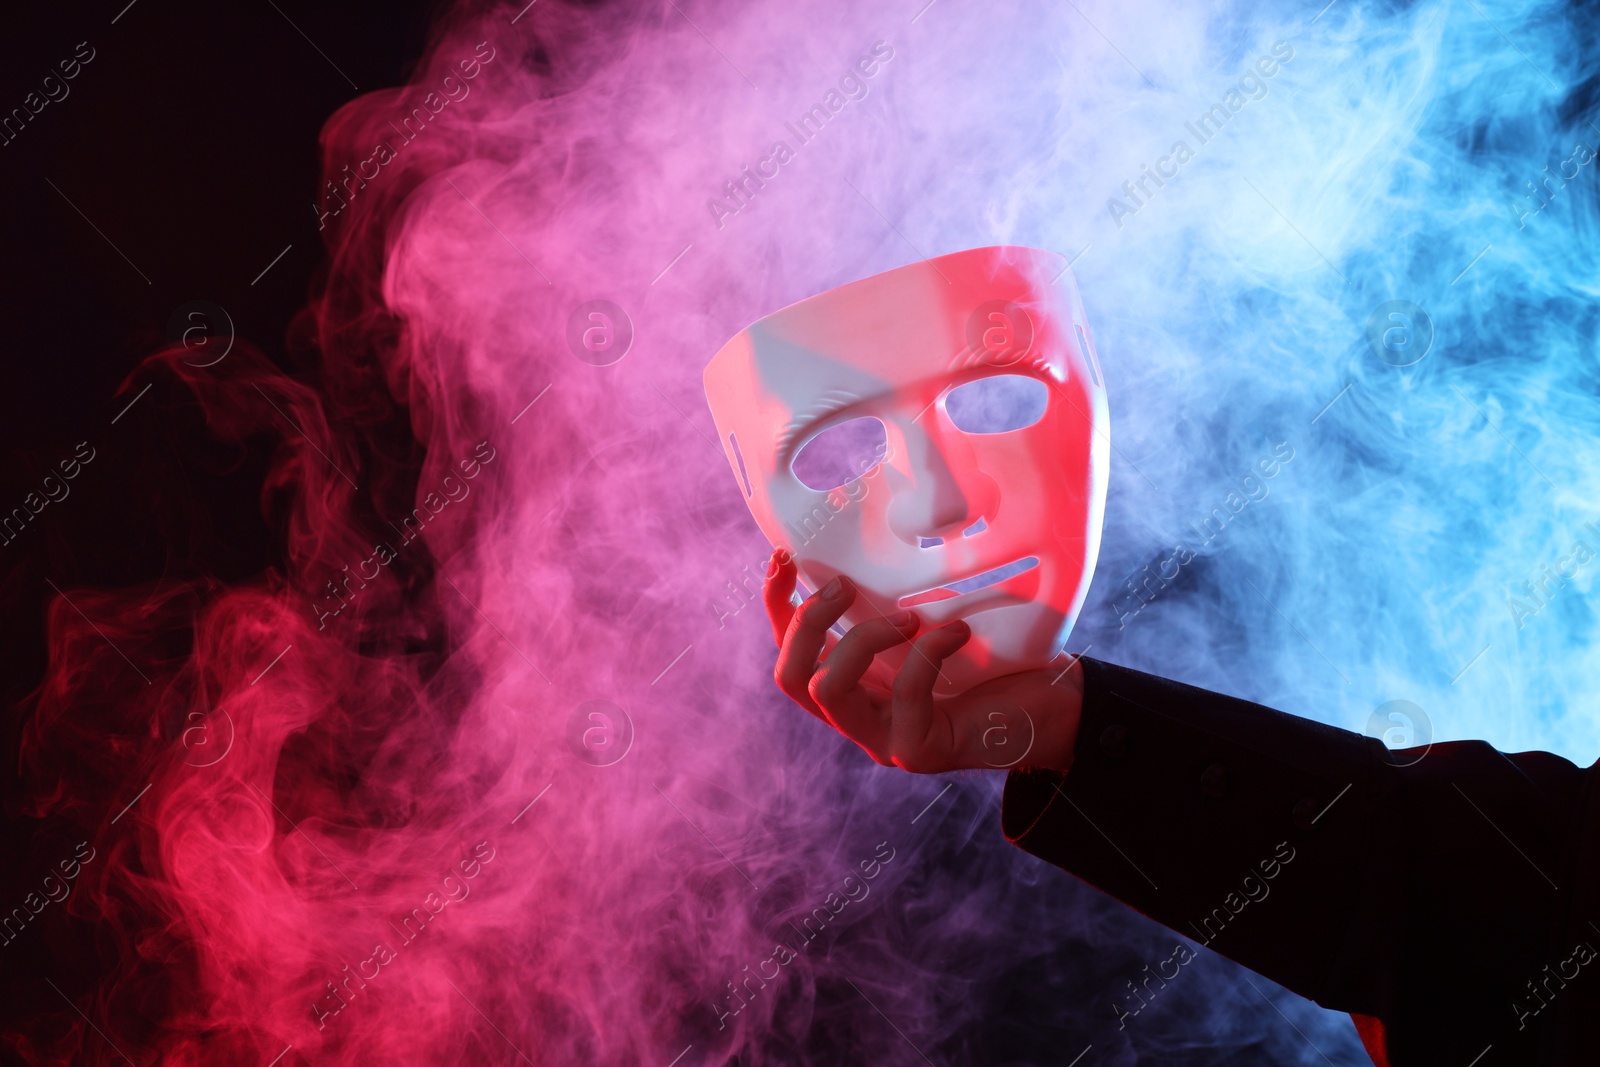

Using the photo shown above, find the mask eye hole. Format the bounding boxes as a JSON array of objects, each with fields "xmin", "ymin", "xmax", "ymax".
[
  {"xmin": 791, "ymin": 416, "xmax": 887, "ymax": 492},
  {"xmin": 944, "ymin": 375, "xmax": 1048, "ymax": 434}
]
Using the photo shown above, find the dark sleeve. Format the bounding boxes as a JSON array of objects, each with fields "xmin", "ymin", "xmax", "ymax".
[{"xmin": 1002, "ymin": 656, "xmax": 1599, "ymax": 1066}]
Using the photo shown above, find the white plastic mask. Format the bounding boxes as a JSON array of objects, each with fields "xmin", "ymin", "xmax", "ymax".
[{"xmin": 704, "ymin": 245, "xmax": 1108, "ymax": 693}]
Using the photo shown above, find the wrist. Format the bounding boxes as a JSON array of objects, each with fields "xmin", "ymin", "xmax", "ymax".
[{"xmin": 1024, "ymin": 656, "xmax": 1084, "ymax": 772}]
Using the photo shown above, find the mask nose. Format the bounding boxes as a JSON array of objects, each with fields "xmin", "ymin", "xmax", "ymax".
[{"xmin": 885, "ymin": 415, "xmax": 998, "ymax": 545}]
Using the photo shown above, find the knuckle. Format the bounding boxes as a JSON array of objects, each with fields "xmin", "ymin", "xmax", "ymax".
[
  {"xmin": 891, "ymin": 669, "xmax": 924, "ymax": 704},
  {"xmin": 794, "ymin": 597, "xmax": 834, "ymax": 627},
  {"xmin": 833, "ymin": 628, "xmax": 875, "ymax": 662},
  {"xmin": 775, "ymin": 661, "xmax": 805, "ymax": 699}
]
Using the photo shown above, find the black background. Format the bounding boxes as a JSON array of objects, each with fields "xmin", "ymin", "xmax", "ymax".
[{"xmin": 0, "ymin": 0, "xmax": 439, "ymax": 1036}]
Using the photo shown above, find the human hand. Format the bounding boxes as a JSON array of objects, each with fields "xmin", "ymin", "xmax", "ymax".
[{"xmin": 763, "ymin": 549, "xmax": 1083, "ymax": 773}]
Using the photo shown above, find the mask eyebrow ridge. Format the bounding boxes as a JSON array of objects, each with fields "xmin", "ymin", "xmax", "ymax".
[
  {"xmin": 776, "ymin": 389, "xmax": 865, "ymax": 457},
  {"xmin": 946, "ymin": 345, "xmax": 1056, "ymax": 378}
]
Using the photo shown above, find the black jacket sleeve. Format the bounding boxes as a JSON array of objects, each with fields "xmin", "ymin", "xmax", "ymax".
[{"xmin": 1001, "ymin": 656, "xmax": 1600, "ymax": 1066}]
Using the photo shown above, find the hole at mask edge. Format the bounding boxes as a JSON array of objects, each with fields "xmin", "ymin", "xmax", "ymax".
[
  {"xmin": 944, "ymin": 375, "xmax": 1049, "ymax": 434},
  {"xmin": 728, "ymin": 432, "xmax": 753, "ymax": 497},
  {"xmin": 791, "ymin": 416, "xmax": 888, "ymax": 492},
  {"xmin": 1075, "ymin": 323, "xmax": 1103, "ymax": 388}
]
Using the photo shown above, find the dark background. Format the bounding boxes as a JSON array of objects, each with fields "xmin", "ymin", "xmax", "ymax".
[{"xmin": 0, "ymin": 0, "xmax": 440, "ymax": 1034}]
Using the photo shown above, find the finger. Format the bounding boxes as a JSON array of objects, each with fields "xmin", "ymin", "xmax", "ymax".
[
  {"xmin": 774, "ymin": 575, "xmax": 856, "ymax": 713},
  {"xmin": 811, "ymin": 611, "xmax": 919, "ymax": 766},
  {"xmin": 762, "ymin": 548, "xmax": 797, "ymax": 647},
  {"xmin": 889, "ymin": 621, "xmax": 973, "ymax": 772},
  {"xmin": 809, "ymin": 610, "xmax": 920, "ymax": 718}
]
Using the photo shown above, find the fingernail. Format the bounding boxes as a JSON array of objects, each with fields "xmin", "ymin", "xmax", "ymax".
[
  {"xmin": 886, "ymin": 610, "xmax": 915, "ymax": 628},
  {"xmin": 820, "ymin": 576, "xmax": 843, "ymax": 599},
  {"xmin": 944, "ymin": 620, "xmax": 971, "ymax": 637}
]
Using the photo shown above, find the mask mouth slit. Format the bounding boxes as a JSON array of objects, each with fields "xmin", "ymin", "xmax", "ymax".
[{"xmin": 897, "ymin": 556, "xmax": 1039, "ymax": 608}]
